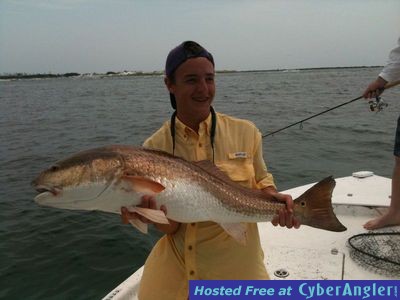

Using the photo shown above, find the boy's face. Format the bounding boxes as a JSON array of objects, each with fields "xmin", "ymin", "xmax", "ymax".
[{"xmin": 166, "ymin": 57, "xmax": 215, "ymax": 120}]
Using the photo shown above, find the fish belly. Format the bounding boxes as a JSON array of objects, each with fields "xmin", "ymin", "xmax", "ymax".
[{"xmin": 156, "ymin": 180, "xmax": 273, "ymax": 223}]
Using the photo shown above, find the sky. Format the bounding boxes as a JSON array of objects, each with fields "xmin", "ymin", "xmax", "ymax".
[{"xmin": 1, "ymin": 0, "xmax": 400, "ymax": 74}]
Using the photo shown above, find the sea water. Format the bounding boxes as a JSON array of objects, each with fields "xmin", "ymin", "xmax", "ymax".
[{"xmin": 1, "ymin": 68, "xmax": 399, "ymax": 299}]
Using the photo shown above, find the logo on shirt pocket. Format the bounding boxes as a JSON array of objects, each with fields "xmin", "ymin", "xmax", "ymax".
[{"xmin": 216, "ymin": 153, "xmax": 255, "ymax": 187}]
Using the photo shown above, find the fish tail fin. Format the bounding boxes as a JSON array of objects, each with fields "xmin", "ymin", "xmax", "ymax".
[{"xmin": 294, "ymin": 176, "xmax": 347, "ymax": 232}]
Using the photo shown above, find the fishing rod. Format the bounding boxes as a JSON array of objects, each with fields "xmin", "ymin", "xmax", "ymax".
[{"xmin": 262, "ymin": 79, "xmax": 400, "ymax": 138}]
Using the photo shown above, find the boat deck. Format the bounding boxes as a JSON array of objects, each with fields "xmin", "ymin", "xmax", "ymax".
[
  {"xmin": 102, "ymin": 173, "xmax": 399, "ymax": 299},
  {"xmin": 262, "ymin": 173, "xmax": 396, "ymax": 280}
]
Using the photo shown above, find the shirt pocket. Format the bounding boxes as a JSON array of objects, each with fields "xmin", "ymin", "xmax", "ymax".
[{"xmin": 216, "ymin": 154, "xmax": 255, "ymax": 188}]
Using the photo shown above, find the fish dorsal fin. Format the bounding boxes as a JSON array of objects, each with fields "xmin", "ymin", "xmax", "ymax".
[
  {"xmin": 121, "ymin": 174, "xmax": 165, "ymax": 195},
  {"xmin": 219, "ymin": 223, "xmax": 248, "ymax": 245},
  {"xmin": 193, "ymin": 160, "xmax": 273, "ymax": 201},
  {"xmin": 193, "ymin": 160, "xmax": 235, "ymax": 184}
]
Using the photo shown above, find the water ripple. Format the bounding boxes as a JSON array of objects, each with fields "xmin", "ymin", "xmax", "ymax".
[{"xmin": 1, "ymin": 68, "xmax": 398, "ymax": 299}]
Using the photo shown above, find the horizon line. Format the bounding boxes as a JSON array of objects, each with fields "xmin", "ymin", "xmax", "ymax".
[{"xmin": 0, "ymin": 65, "xmax": 384, "ymax": 77}]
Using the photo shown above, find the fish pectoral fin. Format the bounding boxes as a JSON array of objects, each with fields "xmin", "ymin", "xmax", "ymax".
[
  {"xmin": 129, "ymin": 206, "xmax": 170, "ymax": 225},
  {"xmin": 121, "ymin": 175, "xmax": 165, "ymax": 195},
  {"xmin": 219, "ymin": 223, "xmax": 247, "ymax": 245},
  {"xmin": 129, "ymin": 219, "xmax": 148, "ymax": 234}
]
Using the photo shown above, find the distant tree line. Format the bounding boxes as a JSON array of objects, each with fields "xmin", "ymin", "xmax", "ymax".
[
  {"xmin": 0, "ymin": 71, "xmax": 164, "ymax": 80},
  {"xmin": 0, "ymin": 66, "xmax": 382, "ymax": 80},
  {"xmin": 0, "ymin": 72, "xmax": 81, "ymax": 80}
]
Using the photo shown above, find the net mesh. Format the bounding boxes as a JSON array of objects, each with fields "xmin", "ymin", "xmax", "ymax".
[{"xmin": 348, "ymin": 230, "xmax": 400, "ymax": 277}]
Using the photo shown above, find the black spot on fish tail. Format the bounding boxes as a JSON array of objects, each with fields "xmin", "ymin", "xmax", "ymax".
[{"xmin": 293, "ymin": 176, "xmax": 347, "ymax": 232}]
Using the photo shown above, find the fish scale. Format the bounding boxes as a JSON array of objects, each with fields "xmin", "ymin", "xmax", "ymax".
[
  {"xmin": 130, "ymin": 147, "xmax": 285, "ymax": 216},
  {"xmin": 32, "ymin": 145, "xmax": 346, "ymax": 244}
]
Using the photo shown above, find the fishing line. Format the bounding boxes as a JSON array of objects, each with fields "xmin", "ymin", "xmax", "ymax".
[{"xmin": 262, "ymin": 79, "xmax": 400, "ymax": 138}]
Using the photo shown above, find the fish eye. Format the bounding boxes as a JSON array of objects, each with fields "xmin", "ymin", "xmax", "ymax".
[
  {"xmin": 50, "ymin": 165, "xmax": 60, "ymax": 172},
  {"xmin": 300, "ymin": 201, "xmax": 306, "ymax": 207}
]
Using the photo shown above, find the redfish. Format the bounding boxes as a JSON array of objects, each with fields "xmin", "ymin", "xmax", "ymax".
[{"xmin": 32, "ymin": 145, "xmax": 346, "ymax": 244}]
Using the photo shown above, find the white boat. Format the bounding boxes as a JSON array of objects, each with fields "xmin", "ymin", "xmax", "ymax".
[{"xmin": 102, "ymin": 171, "xmax": 398, "ymax": 300}]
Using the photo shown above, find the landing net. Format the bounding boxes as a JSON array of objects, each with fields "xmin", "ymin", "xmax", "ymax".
[{"xmin": 348, "ymin": 230, "xmax": 400, "ymax": 277}]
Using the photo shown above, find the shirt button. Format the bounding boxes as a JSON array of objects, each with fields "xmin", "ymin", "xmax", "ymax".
[
  {"xmin": 191, "ymin": 223, "xmax": 196, "ymax": 227},
  {"xmin": 199, "ymin": 143, "xmax": 202, "ymax": 147},
  {"xmin": 188, "ymin": 245, "xmax": 193, "ymax": 250},
  {"xmin": 190, "ymin": 270, "xmax": 195, "ymax": 276}
]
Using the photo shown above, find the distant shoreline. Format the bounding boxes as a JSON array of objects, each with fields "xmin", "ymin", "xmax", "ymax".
[{"xmin": 0, "ymin": 66, "xmax": 382, "ymax": 80}]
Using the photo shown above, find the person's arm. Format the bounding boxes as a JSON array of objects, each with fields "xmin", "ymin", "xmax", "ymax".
[
  {"xmin": 363, "ymin": 37, "xmax": 400, "ymax": 99},
  {"xmin": 253, "ymin": 133, "xmax": 300, "ymax": 228},
  {"xmin": 362, "ymin": 76, "xmax": 388, "ymax": 99},
  {"xmin": 121, "ymin": 195, "xmax": 180, "ymax": 234}
]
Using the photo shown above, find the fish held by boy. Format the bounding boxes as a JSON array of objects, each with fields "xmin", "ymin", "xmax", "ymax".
[{"xmin": 32, "ymin": 145, "xmax": 346, "ymax": 244}]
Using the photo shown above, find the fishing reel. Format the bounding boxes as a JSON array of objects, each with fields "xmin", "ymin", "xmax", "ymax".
[{"xmin": 368, "ymin": 96, "xmax": 388, "ymax": 112}]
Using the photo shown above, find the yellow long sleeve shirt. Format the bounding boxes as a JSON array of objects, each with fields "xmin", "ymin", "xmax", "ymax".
[{"xmin": 138, "ymin": 112, "xmax": 275, "ymax": 300}]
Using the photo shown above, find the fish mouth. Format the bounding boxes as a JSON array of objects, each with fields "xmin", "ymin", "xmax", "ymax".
[{"xmin": 34, "ymin": 185, "xmax": 62, "ymax": 197}]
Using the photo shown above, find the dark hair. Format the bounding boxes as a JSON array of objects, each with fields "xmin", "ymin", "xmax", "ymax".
[{"xmin": 165, "ymin": 41, "xmax": 214, "ymax": 109}]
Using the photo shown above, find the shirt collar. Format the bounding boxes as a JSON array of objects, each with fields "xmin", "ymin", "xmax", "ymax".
[{"xmin": 175, "ymin": 113, "xmax": 212, "ymax": 137}]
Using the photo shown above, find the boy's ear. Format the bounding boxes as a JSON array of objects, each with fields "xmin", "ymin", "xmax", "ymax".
[{"xmin": 164, "ymin": 77, "xmax": 174, "ymax": 93}]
